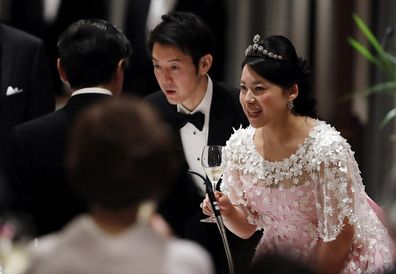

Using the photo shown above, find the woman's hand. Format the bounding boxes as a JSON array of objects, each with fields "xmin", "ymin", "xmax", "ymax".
[
  {"xmin": 201, "ymin": 191, "xmax": 235, "ymax": 219},
  {"xmin": 316, "ymin": 220, "xmax": 354, "ymax": 274},
  {"xmin": 201, "ymin": 191, "xmax": 257, "ymax": 239}
]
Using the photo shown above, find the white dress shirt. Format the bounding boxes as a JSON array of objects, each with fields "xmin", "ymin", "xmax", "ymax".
[
  {"xmin": 71, "ymin": 87, "xmax": 112, "ymax": 97},
  {"xmin": 178, "ymin": 76, "xmax": 213, "ymax": 196}
]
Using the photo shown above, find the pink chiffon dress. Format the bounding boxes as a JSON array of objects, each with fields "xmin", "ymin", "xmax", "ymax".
[{"xmin": 221, "ymin": 120, "xmax": 394, "ymax": 273}]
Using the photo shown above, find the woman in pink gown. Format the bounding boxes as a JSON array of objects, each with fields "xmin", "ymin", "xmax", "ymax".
[{"xmin": 202, "ymin": 34, "xmax": 394, "ymax": 273}]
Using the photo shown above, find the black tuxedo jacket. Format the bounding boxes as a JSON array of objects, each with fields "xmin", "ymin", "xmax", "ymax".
[
  {"xmin": 0, "ymin": 23, "xmax": 54, "ymax": 169},
  {"xmin": 146, "ymin": 81, "xmax": 261, "ymax": 274},
  {"xmin": 5, "ymin": 93, "xmax": 110, "ymax": 236}
]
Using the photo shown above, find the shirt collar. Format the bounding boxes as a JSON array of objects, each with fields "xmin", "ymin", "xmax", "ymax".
[
  {"xmin": 177, "ymin": 76, "xmax": 213, "ymax": 117},
  {"xmin": 71, "ymin": 87, "xmax": 113, "ymax": 97}
]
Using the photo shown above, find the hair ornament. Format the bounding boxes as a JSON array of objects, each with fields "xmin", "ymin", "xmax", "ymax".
[{"xmin": 245, "ymin": 34, "xmax": 284, "ymax": 60}]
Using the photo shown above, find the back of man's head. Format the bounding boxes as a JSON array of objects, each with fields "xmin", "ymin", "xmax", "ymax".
[
  {"xmin": 57, "ymin": 19, "xmax": 132, "ymax": 90},
  {"xmin": 66, "ymin": 96, "xmax": 179, "ymax": 210}
]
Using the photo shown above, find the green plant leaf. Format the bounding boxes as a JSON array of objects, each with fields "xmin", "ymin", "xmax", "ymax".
[
  {"xmin": 383, "ymin": 52, "xmax": 396, "ymax": 66},
  {"xmin": 350, "ymin": 13, "xmax": 396, "ymax": 128},
  {"xmin": 347, "ymin": 37, "xmax": 382, "ymax": 68},
  {"xmin": 351, "ymin": 14, "xmax": 396, "ymax": 76},
  {"xmin": 358, "ymin": 82, "xmax": 396, "ymax": 96},
  {"xmin": 381, "ymin": 52, "xmax": 396, "ymax": 80},
  {"xmin": 352, "ymin": 14, "xmax": 384, "ymax": 55},
  {"xmin": 380, "ymin": 108, "xmax": 396, "ymax": 128},
  {"xmin": 341, "ymin": 82, "xmax": 396, "ymax": 102}
]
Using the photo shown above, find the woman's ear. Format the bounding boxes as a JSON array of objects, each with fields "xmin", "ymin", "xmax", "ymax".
[
  {"xmin": 288, "ymin": 83, "xmax": 299, "ymax": 101},
  {"xmin": 198, "ymin": 54, "xmax": 213, "ymax": 75}
]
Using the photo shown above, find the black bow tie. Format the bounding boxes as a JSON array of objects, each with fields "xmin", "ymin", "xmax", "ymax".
[{"xmin": 176, "ymin": 111, "xmax": 205, "ymax": 131}]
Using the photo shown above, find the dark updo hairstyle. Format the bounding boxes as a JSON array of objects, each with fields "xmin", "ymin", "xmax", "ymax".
[{"xmin": 243, "ymin": 35, "xmax": 317, "ymax": 118}]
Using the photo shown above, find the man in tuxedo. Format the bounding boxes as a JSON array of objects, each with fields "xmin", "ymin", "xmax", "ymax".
[
  {"xmin": 145, "ymin": 11, "xmax": 260, "ymax": 274},
  {"xmin": 122, "ymin": 0, "xmax": 226, "ymax": 96},
  {"xmin": 5, "ymin": 19, "xmax": 132, "ymax": 236},
  {"xmin": 0, "ymin": 23, "xmax": 54, "ymax": 171}
]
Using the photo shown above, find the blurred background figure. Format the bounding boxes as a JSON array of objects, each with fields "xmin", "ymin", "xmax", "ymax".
[
  {"xmin": 22, "ymin": 96, "xmax": 214, "ymax": 274},
  {"xmin": 5, "ymin": 19, "xmax": 131, "ymax": 237},
  {"xmin": 0, "ymin": 22, "xmax": 54, "ymax": 172}
]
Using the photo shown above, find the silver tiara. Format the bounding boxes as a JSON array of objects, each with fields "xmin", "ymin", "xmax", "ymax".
[{"xmin": 245, "ymin": 34, "xmax": 283, "ymax": 60}]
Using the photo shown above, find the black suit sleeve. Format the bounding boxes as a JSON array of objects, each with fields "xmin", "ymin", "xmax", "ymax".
[{"xmin": 5, "ymin": 128, "xmax": 34, "ymax": 215}]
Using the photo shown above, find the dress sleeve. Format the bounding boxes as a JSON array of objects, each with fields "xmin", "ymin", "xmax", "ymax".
[
  {"xmin": 221, "ymin": 140, "xmax": 245, "ymax": 206},
  {"xmin": 221, "ymin": 131, "xmax": 258, "ymax": 226},
  {"xmin": 222, "ymin": 163, "xmax": 258, "ymax": 226},
  {"xmin": 314, "ymin": 140, "xmax": 362, "ymax": 242},
  {"xmin": 313, "ymin": 131, "xmax": 395, "ymax": 272}
]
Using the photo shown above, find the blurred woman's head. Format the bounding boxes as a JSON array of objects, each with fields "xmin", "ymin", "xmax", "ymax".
[{"xmin": 66, "ymin": 96, "xmax": 179, "ymax": 210}]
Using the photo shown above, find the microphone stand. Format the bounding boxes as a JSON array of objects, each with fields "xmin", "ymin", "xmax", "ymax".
[{"xmin": 188, "ymin": 170, "xmax": 235, "ymax": 274}]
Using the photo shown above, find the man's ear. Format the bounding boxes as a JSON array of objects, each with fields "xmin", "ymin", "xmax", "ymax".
[
  {"xmin": 114, "ymin": 59, "xmax": 126, "ymax": 85},
  {"xmin": 111, "ymin": 59, "xmax": 127, "ymax": 96},
  {"xmin": 116, "ymin": 59, "xmax": 126, "ymax": 76},
  {"xmin": 198, "ymin": 54, "xmax": 213, "ymax": 75},
  {"xmin": 57, "ymin": 58, "xmax": 68, "ymax": 83}
]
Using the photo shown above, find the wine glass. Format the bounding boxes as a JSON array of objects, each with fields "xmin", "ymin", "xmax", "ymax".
[{"xmin": 200, "ymin": 145, "xmax": 225, "ymax": 223}]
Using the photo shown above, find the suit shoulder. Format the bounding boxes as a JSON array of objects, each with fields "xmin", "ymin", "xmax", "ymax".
[
  {"xmin": 144, "ymin": 90, "xmax": 168, "ymax": 107},
  {"xmin": 14, "ymin": 110, "xmax": 66, "ymax": 137},
  {"xmin": 213, "ymin": 81, "xmax": 248, "ymax": 127},
  {"xmin": 1, "ymin": 23, "xmax": 43, "ymax": 46},
  {"xmin": 214, "ymin": 81, "xmax": 239, "ymax": 94},
  {"xmin": 213, "ymin": 81, "xmax": 240, "ymax": 101}
]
